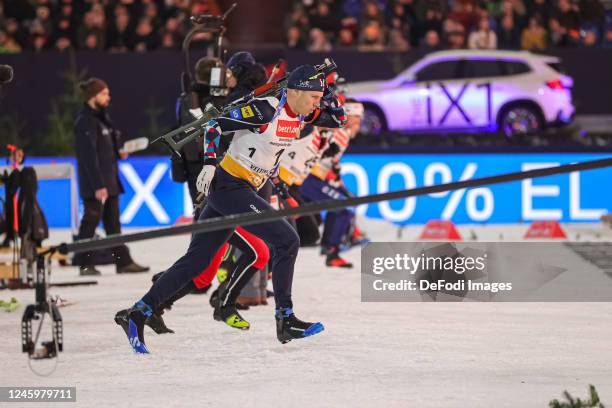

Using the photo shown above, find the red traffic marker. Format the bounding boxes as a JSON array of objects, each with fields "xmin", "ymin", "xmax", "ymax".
[
  {"xmin": 524, "ymin": 221, "xmax": 567, "ymax": 239},
  {"xmin": 419, "ymin": 220, "xmax": 462, "ymax": 240}
]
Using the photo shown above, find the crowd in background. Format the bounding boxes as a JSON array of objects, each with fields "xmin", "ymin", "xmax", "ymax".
[
  {"xmin": 1, "ymin": 0, "xmax": 612, "ymax": 53},
  {"xmin": 0, "ymin": 0, "xmax": 221, "ymax": 53},
  {"xmin": 288, "ymin": 0, "xmax": 612, "ymax": 51}
]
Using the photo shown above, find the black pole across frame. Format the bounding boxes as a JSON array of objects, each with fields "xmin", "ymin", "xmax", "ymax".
[{"xmin": 59, "ymin": 157, "xmax": 612, "ymax": 255}]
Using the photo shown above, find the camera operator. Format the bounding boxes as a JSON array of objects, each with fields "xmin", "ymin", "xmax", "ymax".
[
  {"xmin": 224, "ymin": 51, "xmax": 268, "ymax": 102},
  {"xmin": 74, "ymin": 78, "xmax": 150, "ymax": 276},
  {"xmin": 172, "ymin": 57, "xmax": 226, "ymax": 202}
]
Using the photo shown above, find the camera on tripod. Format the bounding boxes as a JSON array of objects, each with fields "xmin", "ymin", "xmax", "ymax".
[{"xmin": 21, "ymin": 252, "xmax": 63, "ymax": 361}]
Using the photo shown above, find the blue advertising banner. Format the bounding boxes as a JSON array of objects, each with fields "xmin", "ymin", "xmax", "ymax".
[
  {"xmin": 3, "ymin": 154, "xmax": 610, "ymax": 228},
  {"xmin": 341, "ymin": 153, "xmax": 612, "ymax": 225}
]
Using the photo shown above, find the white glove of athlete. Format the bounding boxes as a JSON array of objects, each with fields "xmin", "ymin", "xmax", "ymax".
[{"xmin": 196, "ymin": 163, "xmax": 216, "ymax": 197}]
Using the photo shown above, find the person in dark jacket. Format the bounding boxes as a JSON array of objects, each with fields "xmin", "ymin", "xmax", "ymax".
[
  {"xmin": 172, "ymin": 57, "xmax": 226, "ymax": 203},
  {"xmin": 73, "ymin": 77, "xmax": 149, "ymax": 276},
  {"xmin": 225, "ymin": 51, "xmax": 266, "ymax": 102}
]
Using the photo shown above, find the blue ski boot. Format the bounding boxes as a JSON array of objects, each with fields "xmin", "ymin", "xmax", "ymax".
[
  {"xmin": 275, "ymin": 308, "xmax": 324, "ymax": 344},
  {"xmin": 123, "ymin": 300, "xmax": 153, "ymax": 354},
  {"xmin": 115, "ymin": 308, "xmax": 174, "ymax": 335}
]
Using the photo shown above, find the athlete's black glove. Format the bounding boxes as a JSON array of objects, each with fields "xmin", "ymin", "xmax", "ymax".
[
  {"xmin": 271, "ymin": 176, "xmax": 290, "ymax": 199},
  {"xmin": 271, "ymin": 176, "xmax": 299, "ymax": 209},
  {"xmin": 321, "ymin": 142, "xmax": 340, "ymax": 158}
]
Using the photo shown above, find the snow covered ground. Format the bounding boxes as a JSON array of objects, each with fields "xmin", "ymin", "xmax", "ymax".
[{"xmin": 1, "ymin": 219, "xmax": 612, "ymax": 407}]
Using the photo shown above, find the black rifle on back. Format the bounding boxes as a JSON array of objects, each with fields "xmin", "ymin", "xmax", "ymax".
[{"xmin": 151, "ymin": 58, "xmax": 338, "ymax": 158}]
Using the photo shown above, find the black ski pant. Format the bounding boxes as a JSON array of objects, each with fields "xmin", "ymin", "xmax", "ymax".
[{"xmin": 142, "ymin": 168, "xmax": 299, "ymax": 310}]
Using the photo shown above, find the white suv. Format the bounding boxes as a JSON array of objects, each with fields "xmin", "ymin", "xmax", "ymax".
[{"xmin": 344, "ymin": 50, "xmax": 575, "ymax": 138}]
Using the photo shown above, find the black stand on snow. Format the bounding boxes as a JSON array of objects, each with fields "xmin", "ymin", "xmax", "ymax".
[{"xmin": 21, "ymin": 251, "xmax": 63, "ymax": 360}]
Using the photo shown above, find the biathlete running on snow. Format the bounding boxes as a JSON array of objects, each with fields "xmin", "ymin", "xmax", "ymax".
[
  {"xmin": 118, "ymin": 64, "xmax": 347, "ymax": 353},
  {"xmin": 115, "ymin": 52, "xmax": 273, "ymax": 334}
]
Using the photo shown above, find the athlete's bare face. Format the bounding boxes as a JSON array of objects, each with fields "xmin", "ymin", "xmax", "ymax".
[{"xmin": 287, "ymin": 89, "xmax": 323, "ymax": 116}]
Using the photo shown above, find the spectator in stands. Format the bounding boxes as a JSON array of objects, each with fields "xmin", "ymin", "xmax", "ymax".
[
  {"xmin": 0, "ymin": 30, "xmax": 22, "ymax": 53},
  {"xmin": 422, "ymin": 29, "xmax": 442, "ymax": 49},
  {"xmin": 112, "ymin": 4, "xmax": 130, "ymax": 20},
  {"xmin": 443, "ymin": 18, "xmax": 466, "ymax": 49},
  {"xmin": 165, "ymin": 0, "xmax": 190, "ymax": 17},
  {"xmin": 342, "ymin": 0, "xmax": 363, "ymax": 21},
  {"xmin": 28, "ymin": 20, "xmax": 49, "ymax": 51},
  {"xmin": 84, "ymin": 33, "xmax": 102, "ymax": 50},
  {"xmin": 3, "ymin": 18, "xmax": 26, "ymax": 51},
  {"xmin": 359, "ymin": 20, "xmax": 385, "ymax": 51},
  {"xmin": 508, "ymin": 0, "xmax": 528, "ymax": 24},
  {"xmin": 478, "ymin": 8, "xmax": 498, "ymax": 33},
  {"xmin": 58, "ymin": 1, "xmax": 76, "ymax": 23},
  {"xmin": 500, "ymin": 0, "xmax": 526, "ymax": 28},
  {"xmin": 449, "ymin": 1, "xmax": 479, "ymax": 33},
  {"xmin": 549, "ymin": 17, "xmax": 572, "ymax": 46},
  {"xmin": 603, "ymin": 24, "xmax": 612, "ymax": 48},
  {"xmin": 521, "ymin": 16, "xmax": 547, "ymax": 49},
  {"xmin": 579, "ymin": 0, "xmax": 605, "ymax": 26},
  {"xmin": 526, "ymin": 0, "xmax": 551, "ymax": 26},
  {"xmin": 498, "ymin": 14, "xmax": 521, "ymax": 48},
  {"xmin": 362, "ymin": 1, "xmax": 385, "ymax": 27},
  {"xmin": 287, "ymin": 25, "xmax": 306, "ymax": 50},
  {"xmin": 34, "ymin": 6, "xmax": 53, "ymax": 34},
  {"xmin": 106, "ymin": 11, "xmax": 133, "ymax": 52},
  {"xmin": 340, "ymin": 3, "xmax": 359, "ymax": 36},
  {"xmin": 554, "ymin": 0, "xmax": 581, "ymax": 32},
  {"xmin": 416, "ymin": 8, "xmax": 443, "ymax": 43},
  {"xmin": 337, "ymin": 26, "xmax": 356, "ymax": 47},
  {"xmin": 580, "ymin": 24, "xmax": 599, "ymax": 46},
  {"xmin": 309, "ymin": 1, "xmax": 339, "ymax": 41},
  {"xmin": 161, "ymin": 17, "xmax": 183, "ymax": 49},
  {"xmin": 160, "ymin": 32, "xmax": 177, "ymax": 49},
  {"xmin": 468, "ymin": 16, "xmax": 498, "ymax": 49},
  {"xmin": 387, "ymin": 27, "xmax": 411, "ymax": 51},
  {"xmin": 416, "ymin": 0, "xmax": 448, "ymax": 23},
  {"xmin": 53, "ymin": 18, "xmax": 76, "ymax": 47},
  {"xmin": 32, "ymin": 34, "xmax": 47, "ymax": 51},
  {"xmin": 54, "ymin": 35, "xmax": 73, "ymax": 51},
  {"xmin": 78, "ymin": 10, "xmax": 105, "ymax": 50},
  {"xmin": 385, "ymin": 0, "xmax": 415, "ymax": 44},
  {"xmin": 143, "ymin": 2, "xmax": 162, "ymax": 31},
  {"xmin": 308, "ymin": 27, "xmax": 333, "ymax": 52},
  {"xmin": 133, "ymin": 17, "xmax": 159, "ymax": 52},
  {"xmin": 287, "ymin": 4, "xmax": 311, "ymax": 36}
]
